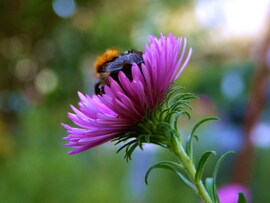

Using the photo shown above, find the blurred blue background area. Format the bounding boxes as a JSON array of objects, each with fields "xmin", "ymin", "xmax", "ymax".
[{"xmin": 0, "ymin": 0, "xmax": 270, "ymax": 202}]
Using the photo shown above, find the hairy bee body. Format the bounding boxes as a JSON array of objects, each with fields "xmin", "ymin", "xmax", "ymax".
[{"xmin": 94, "ymin": 49, "xmax": 143, "ymax": 95}]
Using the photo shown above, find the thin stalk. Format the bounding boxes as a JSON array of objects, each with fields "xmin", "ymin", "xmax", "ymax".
[{"xmin": 172, "ymin": 141, "xmax": 212, "ymax": 203}]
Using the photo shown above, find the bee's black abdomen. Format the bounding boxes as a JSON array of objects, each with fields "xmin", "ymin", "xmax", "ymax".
[{"xmin": 109, "ymin": 64, "xmax": 132, "ymax": 82}]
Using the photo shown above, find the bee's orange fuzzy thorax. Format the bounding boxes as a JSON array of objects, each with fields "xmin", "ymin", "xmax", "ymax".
[{"xmin": 95, "ymin": 49, "xmax": 120, "ymax": 72}]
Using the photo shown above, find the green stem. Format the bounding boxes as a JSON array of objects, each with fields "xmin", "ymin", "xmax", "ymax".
[{"xmin": 172, "ymin": 140, "xmax": 213, "ymax": 203}]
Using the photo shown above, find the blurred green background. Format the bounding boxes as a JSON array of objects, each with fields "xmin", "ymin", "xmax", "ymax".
[{"xmin": 0, "ymin": 0, "xmax": 270, "ymax": 202}]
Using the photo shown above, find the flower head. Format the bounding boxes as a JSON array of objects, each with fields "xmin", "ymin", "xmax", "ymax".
[{"xmin": 62, "ymin": 33, "xmax": 192, "ymax": 155}]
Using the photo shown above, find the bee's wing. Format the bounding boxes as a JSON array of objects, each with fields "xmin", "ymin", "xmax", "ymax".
[
  {"xmin": 105, "ymin": 59, "xmax": 125, "ymax": 72},
  {"xmin": 105, "ymin": 52, "xmax": 143, "ymax": 72}
]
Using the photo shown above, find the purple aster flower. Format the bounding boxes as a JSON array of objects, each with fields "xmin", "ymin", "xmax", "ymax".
[{"xmin": 62, "ymin": 33, "xmax": 192, "ymax": 155}]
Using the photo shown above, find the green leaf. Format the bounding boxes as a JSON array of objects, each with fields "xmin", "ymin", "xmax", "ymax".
[
  {"xmin": 186, "ymin": 117, "xmax": 218, "ymax": 158},
  {"xmin": 213, "ymin": 151, "xmax": 235, "ymax": 181},
  {"xmin": 191, "ymin": 117, "xmax": 219, "ymax": 138},
  {"xmin": 205, "ymin": 177, "xmax": 215, "ymax": 201},
  {"xmin": 145, "ymin": 161, "xmax": 195, "ymax": 190},
  {"xmin": 195, "ymin": 151, "xmax": 216, "ymax": 182},
  {"xmin": 237, "ymin": 193, "xmax": 247, "ymax": 203},
  {"xmin": 213, "ymin": 151, "xmax": 235, "ymax": 203}
]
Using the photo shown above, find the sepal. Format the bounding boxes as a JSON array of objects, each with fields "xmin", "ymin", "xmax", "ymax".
[{"xmin": 113, "ymin": 87, "xmax": 196, "ymax": 161}]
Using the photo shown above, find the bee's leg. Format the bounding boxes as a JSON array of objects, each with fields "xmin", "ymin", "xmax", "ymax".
[{"xmin": 95, "ymin": 82, "xmax": 105, "ymax": 95}]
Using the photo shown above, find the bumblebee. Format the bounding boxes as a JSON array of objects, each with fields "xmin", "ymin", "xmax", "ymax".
[{"xmin": 94, "ymin": 49, "xmax": 144, "ymax": 95}]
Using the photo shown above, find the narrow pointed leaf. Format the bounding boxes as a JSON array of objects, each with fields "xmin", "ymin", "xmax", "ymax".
[
  {"xmin": 213, "ymin": 151, "xmax": 235, "ymax": 180},
  {"xmin": 195, "ymin": 151, "xmax": 216, "ymax": 182},
  {"xmin": 191, "ymin": 117, "xmax": 219, "ymax": 136},
  {"xmin": 205, "ymin": 177, "xmax": 215, "ymax": 201},
  {"xmin": 213, "ymin": 151, "xmax": 235, "ymax": 203},
  {"xmin": 237, "ymin": 193, "xmax": 247, "ymax": 203},
  {"xmin": 186, "ymin": 117, "xmax": 218, "ymax": 158},
  {"xmin": 145, "ymin": 161, "xmax": 195, "ymax": 190}
]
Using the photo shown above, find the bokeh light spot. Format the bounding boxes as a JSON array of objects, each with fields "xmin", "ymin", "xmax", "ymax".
[
  {"xmin": 221, "ymin": 72, "xmax": 244, "ymax": 100},
  {"xmin": 52, "ymin": 0, "xmax": 76, "ymax": 18},
  {"xmin": 266, "ymin": 46, "xmax": 270, "ymax": 69},
  {"xmin": 195, "ymin": 0, "xmax": 270, "ymax": 37},
  {"xmin": 251, "ymin": 123, "xmax": 270, "ymax": 148},
  {"xmin": 195, "ymin": 0, "xmax": 222, "ymax": 27},
  {"xmin": 35, "ymin": 69, "xmax": 58, "ymax": 94},
  {"xmin": 15, "ymin": 59, "xmax": 38, "ymax": 81}
]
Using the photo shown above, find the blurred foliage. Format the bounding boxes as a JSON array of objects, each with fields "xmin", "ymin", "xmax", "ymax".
[{"xmin": 0, "ymin": 0, "xmax": 269, "ymax": 202}]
